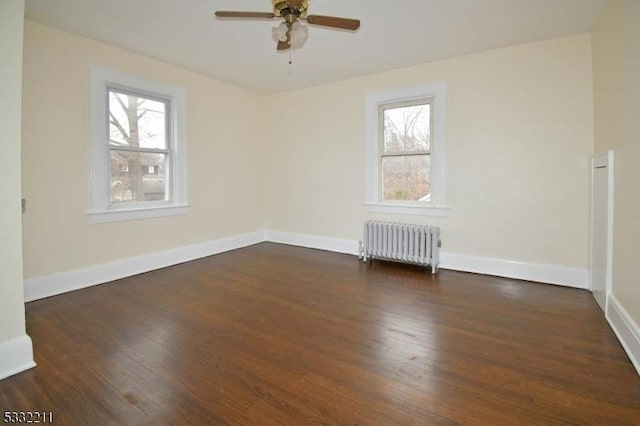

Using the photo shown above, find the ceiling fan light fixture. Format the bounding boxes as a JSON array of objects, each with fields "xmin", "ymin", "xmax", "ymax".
[
  {"xmin": 272, "ymin": 21, "xmax": 308, "ymax": 50},
  {"xmin": 272, "ymin": 22, "xmax": 289, "ymax": 42},
  {"xmin": 290, "ymin": 22, "xmax": 308, "ymax": 49}
]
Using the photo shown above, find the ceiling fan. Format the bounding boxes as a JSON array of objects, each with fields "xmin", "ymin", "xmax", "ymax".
[{"xmin": 215, "ymin": 0, "xmax": 361, "ymax": 51}]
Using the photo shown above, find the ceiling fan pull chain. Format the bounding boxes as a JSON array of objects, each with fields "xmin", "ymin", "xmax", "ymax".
[{"xmin": 289, "ymin": 48, "xmax": 293, "ymax": 75}]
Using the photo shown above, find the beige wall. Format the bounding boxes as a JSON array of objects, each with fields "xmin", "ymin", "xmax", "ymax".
[
  {"xmin": 593, "ymin": 0, "xmax": 640, "ymax": 324},
  {"xmin": 21, "ymin": 21, "xmax": 267, "ymax": 278},
  {"xmin": 266, "ymin": 34, "xmax": 594, "ymax": 269},
  {"xmin": 0, "ymin": 1, "xmax": 28, "ymax": 341},
  {"xmin": 22, "ymin": 23, "xmax": 595, "ymax": 281}
]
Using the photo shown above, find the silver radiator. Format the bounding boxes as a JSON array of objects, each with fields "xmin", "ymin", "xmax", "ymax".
[{"xmin": 359, "ymin": 221, "xmax": 441, "ymax": 273}]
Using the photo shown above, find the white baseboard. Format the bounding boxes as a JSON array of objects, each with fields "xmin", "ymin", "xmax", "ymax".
[
  {"xmin": 266, "ymin": 230, "xmax": 588, "ymax": 289},
  {"xmin": 266, "ymin": 230, "xmax": 359, "ymax": 255},
  {"xmin": 439, "ymin": 252, "xmax": 589, "ymax": 289},
  {"xmin": 607, "ymin": 295, "xmax": 640, "ymax": 376},
  {"xmin": 24, "ymin": 231, "xmax": 266, "ymax": 302},
  {"xmin": 24, "ymin": 229, "xmax": 589, "ymax": 303},
  {"xmin": 0, "ymin": 335, "xmax": 36, "ymax": 380}
]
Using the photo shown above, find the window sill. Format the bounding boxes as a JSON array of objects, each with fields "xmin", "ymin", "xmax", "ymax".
[
  {"xmin": 365, "ymin": 202, "xmax": 449, "ymax": 217},
  {"xmin": 89, "ymin": 204, "xmax": 188, "ymax": 224}
]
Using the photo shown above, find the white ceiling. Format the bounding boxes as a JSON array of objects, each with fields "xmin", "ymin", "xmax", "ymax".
[{"xmin": 25, "ymin": 0, "xmax": 606, "ymax": 93}]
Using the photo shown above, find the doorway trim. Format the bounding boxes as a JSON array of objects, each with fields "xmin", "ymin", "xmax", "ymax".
[{"xmin": 589, "ymin": 150, "xmax": 614, "ymax": 314}]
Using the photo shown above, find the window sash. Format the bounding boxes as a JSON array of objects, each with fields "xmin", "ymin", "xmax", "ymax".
[
  {"xmin": 108, "ymin": 86, "xmax": 171, "ymax": 104},
  {"xmin": 107, "ymin": 87, "xmax": 172, "ymax": 151},
  {"xmin": 378, "ymin": 99, "xmax": 433, "ymax": 154},
  {"xmin": 379, "ymin": 153, "xmax": 431, "ymax": 202},
  {"xmin": 108, "ymin": 146, "xmax": 170, "ymax": 155},
  {"xmin": 380, "ymin": 151, "xmax": 429, "ymax": 158},
  {"xmin": 109, "ymin": 149, "xmax": 171, "ymax": 206}
]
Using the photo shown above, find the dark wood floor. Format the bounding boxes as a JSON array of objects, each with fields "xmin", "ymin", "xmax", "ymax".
[{"xmin": 1, "ymin": 243, "xmax": 639, "ymax": 425}]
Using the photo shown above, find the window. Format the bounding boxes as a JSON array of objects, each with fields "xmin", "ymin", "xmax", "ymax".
[
  {"xmin": 89, "ymin": 66, "xmax": 187, "ymax": 223},
  {"xmin": 366, "ymin": 82, "xmax": 447, "ymax": 216}
]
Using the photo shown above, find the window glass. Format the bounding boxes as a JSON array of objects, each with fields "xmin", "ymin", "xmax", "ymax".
[
  {"xmin": 381, "ymin": 155, "xmax": 431, "ymax": 202},
  {"xmin": 382, "ymin": 104, "xmax": 431, "ymax": 153},
  {"xmin": 110, "ymin": 151, "xmax": 167, "ymax": 203},
  {"xmin": 108, "ymin": 91, "xmax": 167, "ymax": 150}
]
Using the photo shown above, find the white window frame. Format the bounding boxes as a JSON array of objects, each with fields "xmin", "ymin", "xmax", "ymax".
[
  {"xmin": 365, "ymin": 82, "xmax": 448, "ymax": 216},
  {"xmin": 88, "ymin": 65, "xmax": 188, "ymax": 224}
]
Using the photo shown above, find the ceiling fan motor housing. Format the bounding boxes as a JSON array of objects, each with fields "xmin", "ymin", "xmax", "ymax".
[{"xmin": 272, "ymin": 0, "xmax": 309, "ymax": 17}]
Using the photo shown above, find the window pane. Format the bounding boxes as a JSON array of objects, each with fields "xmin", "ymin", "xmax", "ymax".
[
  {"xmin": 110, "ymin": 151, "xmax": 168, "ymax": 203},
  {"xmin": 381, "ymin": 155, "xmax": 431, "ymax": 201},
  {"xmin": 109, "ymin": 90, "xmax": 168, "ymax": 149},
  {"xmin": 383, "ymin": 104, "xmax": 430, "ymax": 153}
]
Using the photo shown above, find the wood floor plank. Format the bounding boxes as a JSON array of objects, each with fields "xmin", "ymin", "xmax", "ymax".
[{"xmin": 1, "ymin": 242, "xmax": 639, "ymax": 425}]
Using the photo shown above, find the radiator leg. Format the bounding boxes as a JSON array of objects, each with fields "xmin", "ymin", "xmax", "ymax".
[
  {"xmin": 359, "ymin": 240, "xmax": 368, "ymax": 262},
  {"xmin": 431, "ymin": 262, "xmax": 439, "ymax": 274}
]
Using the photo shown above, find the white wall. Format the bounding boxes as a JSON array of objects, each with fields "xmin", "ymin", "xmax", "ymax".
[
  {"xmin": 21, "ymin": 21, "xmax": 267, "ymax": 279},
  {"xmin": 592, "ymin": 0, "xmax": 640, "ymax": 373},
  {"xmin": 266, "ymin": 35, "xmax": 594, "ymax": 273},
  {"xmin": 0, "ymin": 0, "xmax": 35, "ymax": 379}
]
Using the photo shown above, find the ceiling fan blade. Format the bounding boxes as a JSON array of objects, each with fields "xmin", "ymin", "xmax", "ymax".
[
  {"xmin": 215, "ymin": 11, "xmax": 276, "ymax": 19},
  {"xmin": 277, "ymin": 28, "xmax": 292, "ymax": 51},
  {"xmin": 306, "ymin": 15, "xmax": 360, "ymax": 31}
]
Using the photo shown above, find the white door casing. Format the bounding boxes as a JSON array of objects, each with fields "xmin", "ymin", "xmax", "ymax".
[{"xmin": 590, "ymin": 151, "xmax": 614, "ymax": 313}]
